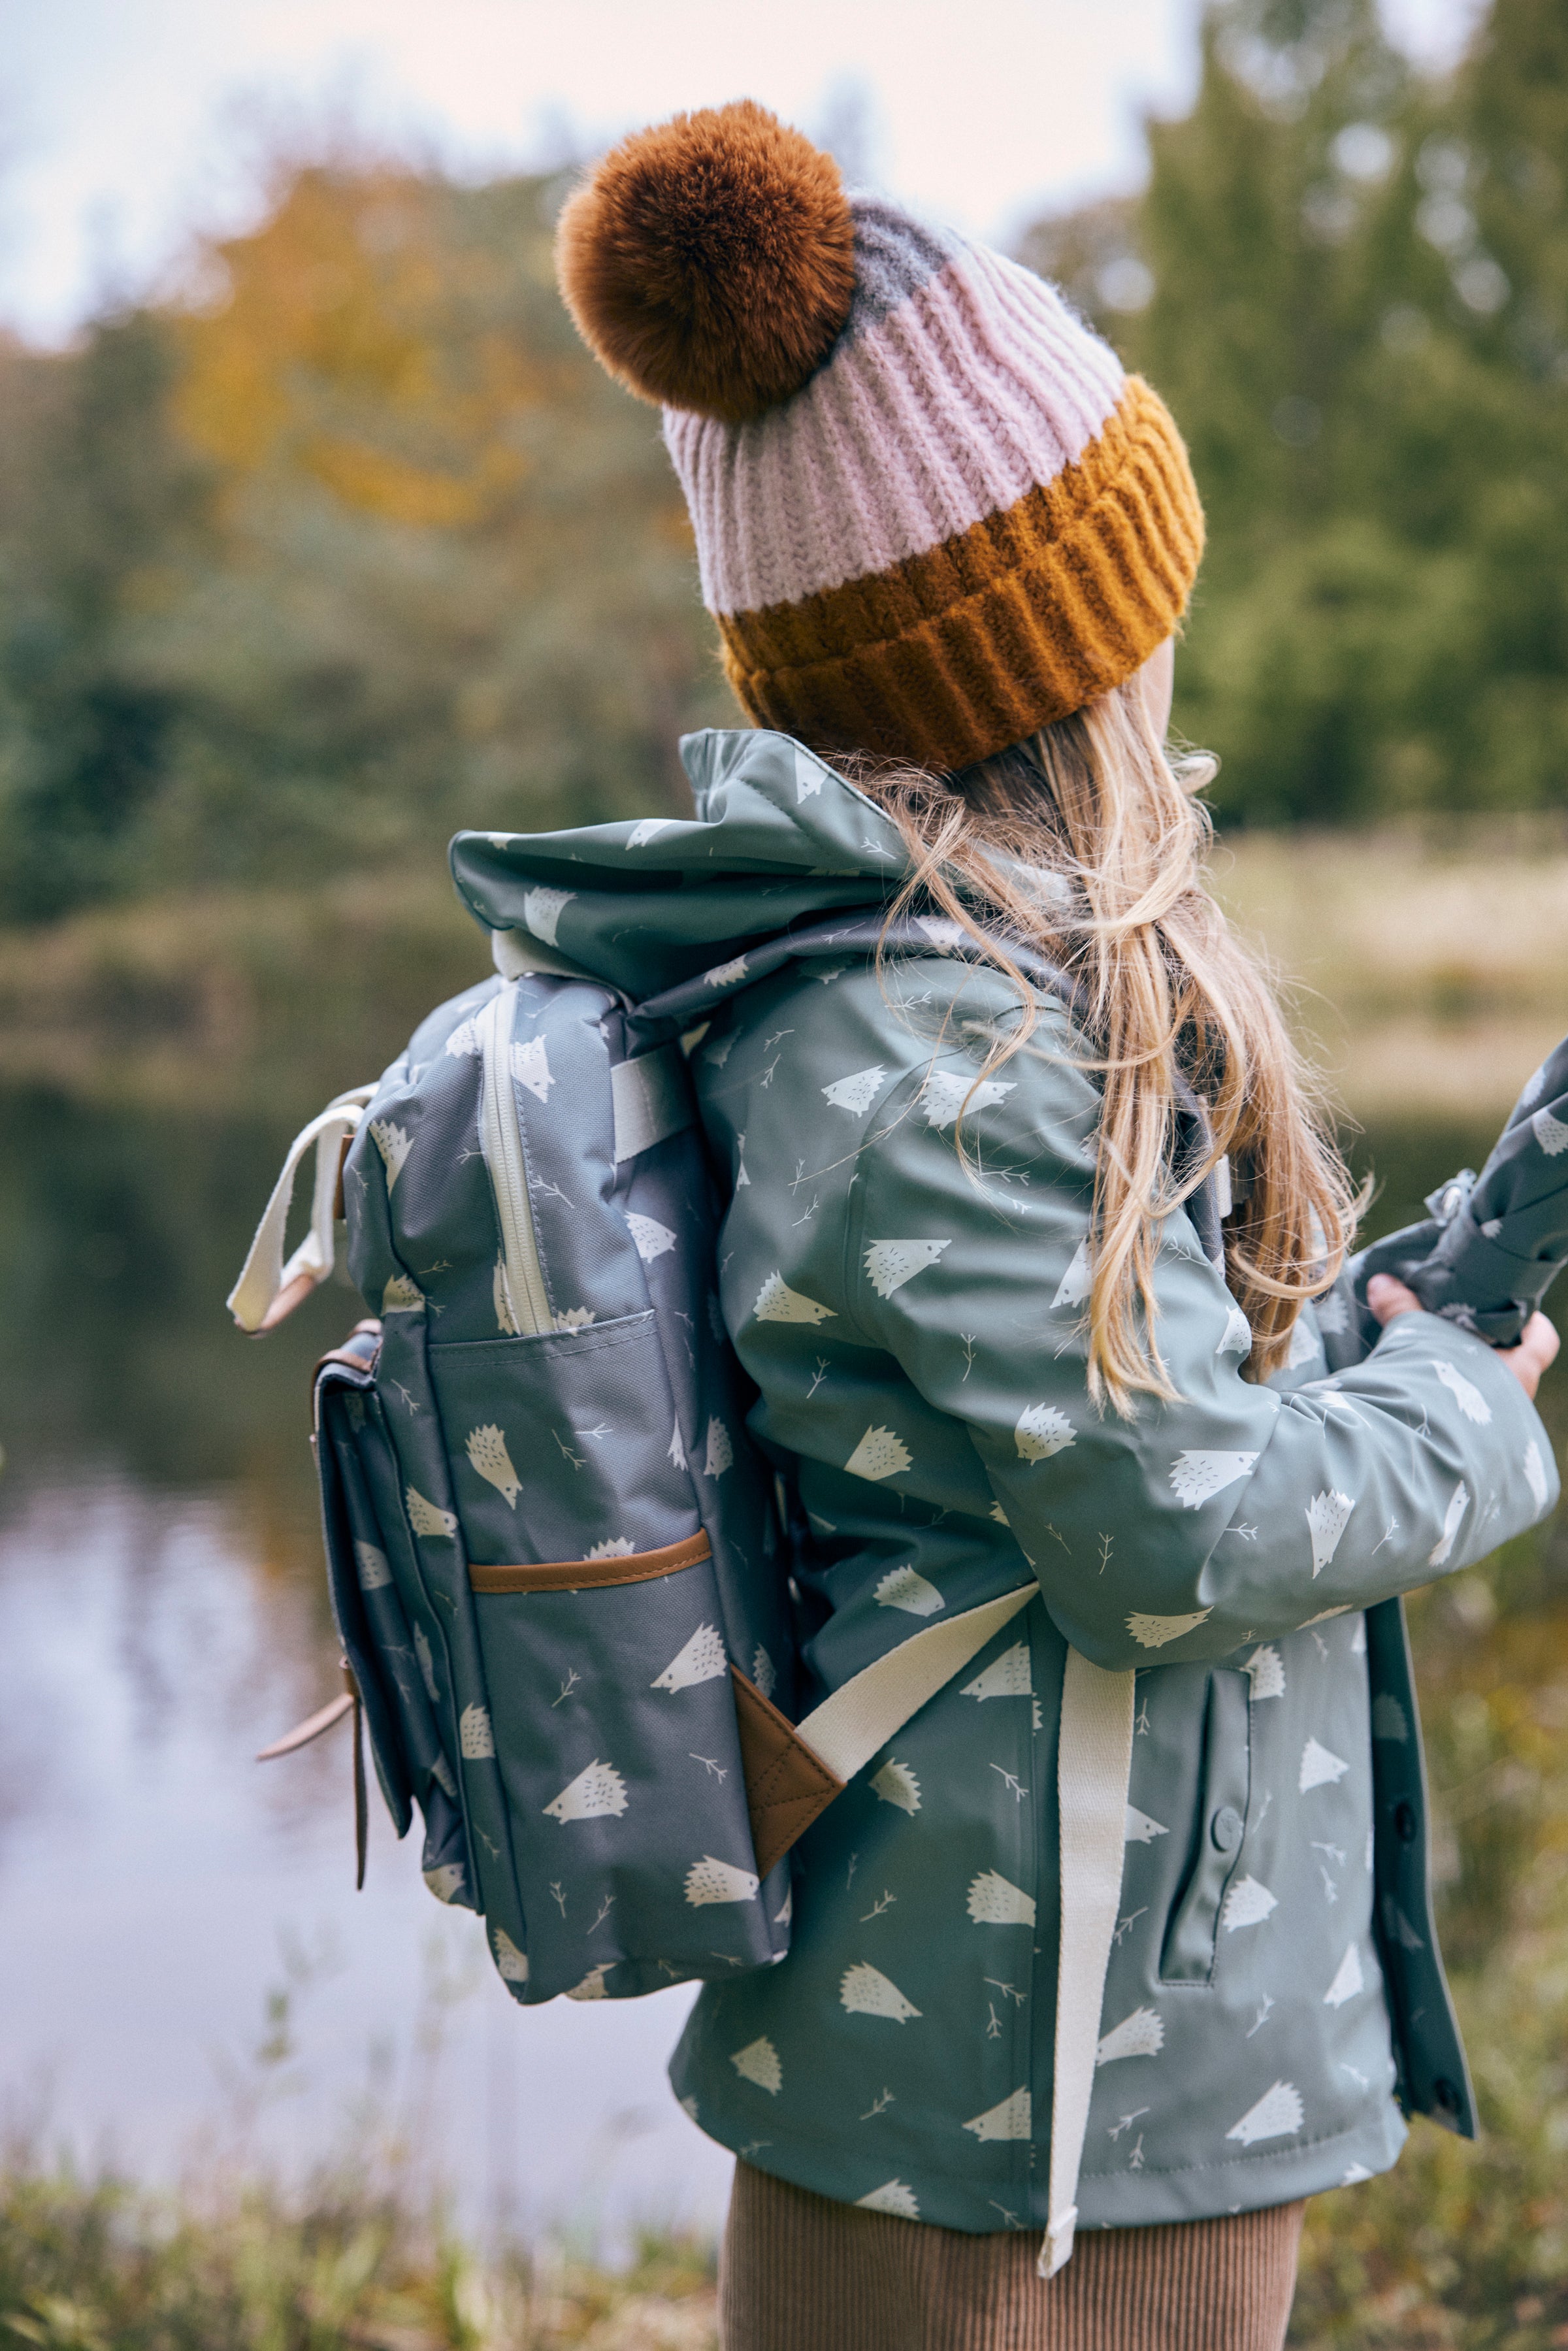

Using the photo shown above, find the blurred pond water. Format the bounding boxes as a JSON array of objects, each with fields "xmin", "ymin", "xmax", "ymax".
[{"xmin": 0, "ymin": 1087, "xmax": 1563, "ymax": 2278}]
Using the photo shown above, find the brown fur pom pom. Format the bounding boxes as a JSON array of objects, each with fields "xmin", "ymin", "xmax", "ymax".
[{"xmin": 555, "ymin": 101, "xmax": 856, "ymax": 423}]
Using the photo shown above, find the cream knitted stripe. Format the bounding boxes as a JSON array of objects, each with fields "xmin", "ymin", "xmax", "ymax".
[{"xmin": 667, "ymin": 244, "xmax": 1125, "ymax": 616}]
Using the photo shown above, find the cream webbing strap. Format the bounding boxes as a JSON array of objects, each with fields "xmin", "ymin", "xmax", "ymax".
[
  {"xmin": 1041, "ymin": 1651, "xmax": 1137, "ymax": 2278},
  {"xmin": 227, "ymin": 1087, "xmax": 376, "ymax": 1332},
  {"xmin": 794, "ymin": 1585, "xmax": 1036, "ymax": 1787}
]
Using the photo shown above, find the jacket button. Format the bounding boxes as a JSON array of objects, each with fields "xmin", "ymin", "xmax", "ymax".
[
  {"xmin": 1211, "ymin": 1806, "xmax": 1243, "ymax": 1852},
  {"xmin": 1394, "ymin": 1800, "xmax": 1418, "ymax": 1843}
]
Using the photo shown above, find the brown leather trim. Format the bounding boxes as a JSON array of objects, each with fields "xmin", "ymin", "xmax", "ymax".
[
  {"xmin": 731, "ymin": 1666, "xmax": 845, "ymax": 1880},
  {"xmin": 471, "ymin": 1528, "xmax": 711, "ymax": 1593}
]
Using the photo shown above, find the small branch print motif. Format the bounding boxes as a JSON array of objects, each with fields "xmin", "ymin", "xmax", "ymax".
[
  {"xmin": 549, "ymin": 1882, "xmax": 567, "ymax": 1918},
  {"xmin": 552, "ymin": 1671, "xmax": 581, "ymax": 1709},
  {"xmin": 960, "ymin": 1334, "xmax": 977, "ymax": 1379},
  {"xmin": 1108, "ymin": 2108, "xmax": 1149, "ymax": 2141},
  {"xmin": 859, "ymin": 2089, "xmax": 896, "ymax": 2120},
  {"xmin": 990, "ymin": 1766, "xmax": 1030, "ymax": 1802},
  {"xmin": 1112, "ymin": 1907, "xmax": 1149, "ymax": 1949},
  {"xmin": 691, "ymin": 1753, "xmax": 729, "ymax": 1783},
  {"xmin": 845, "ymin": 1852, "xmax": 859, "ymax": 1891},
  {"xmin": 808, "ymin": 1358, "xmax": 830, "ymax": 1398},
  {"xmin": 587, "ymin": 1896, "xmax": 615, "ymax": 1934},
  {"xmin": 859, "ymin": 1890, "xmax": 897, "ymax": 1922},
  {"xmin": 389, "ymin": 1381, "xmax": 421, "ymax": 1415},
  {"xmin": 985, "ymin": 2005, "xmax": 1003, "ymax": 2041},
  {"xmin": 985, "ymin": 1979, "xmax": 1027, "ymax": 2008},
  {"xmin": 553, "ymin": 1431, "xmax": 587, "ymax": 1472},
  {"xmin": 1098, "ymin": 1532, "xmax": 1115, "ymax": 1576}
]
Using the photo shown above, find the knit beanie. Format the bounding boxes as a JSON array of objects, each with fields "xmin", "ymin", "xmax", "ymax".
[{"xmin": 556, "ymin": 101, "xmax": 1203, "ymax": 774}]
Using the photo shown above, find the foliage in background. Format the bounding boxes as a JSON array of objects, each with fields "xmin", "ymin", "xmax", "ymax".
[
  {"xmin": 1030, "ymin": 0, "xmax": 1568, "ymax": 829},
  {"xmin": 1, "ymin": 0, "xmax": 1567, "ymax": 919},
  {"xmin": 0, "ymin": 163, "xmax": 728, "ymax": 923}
]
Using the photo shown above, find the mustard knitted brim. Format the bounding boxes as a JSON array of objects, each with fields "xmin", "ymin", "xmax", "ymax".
[{"xmin": 715, "ymin": 378, "xmax": 1203, "ymax": 774}]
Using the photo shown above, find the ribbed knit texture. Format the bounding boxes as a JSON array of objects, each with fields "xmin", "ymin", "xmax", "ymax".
[
  {"xmin": 719, "ymin": 2163, "xmax": 1304, "ymax": 2351},
  {"xmin": 659, "ymin": 195, "xmax": 1203, "ymax": 771}
]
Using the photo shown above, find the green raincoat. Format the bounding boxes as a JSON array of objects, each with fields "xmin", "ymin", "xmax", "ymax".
[{"xmin": 451, "ymin": 727, "xmax": 1558, "ymax": 2235}]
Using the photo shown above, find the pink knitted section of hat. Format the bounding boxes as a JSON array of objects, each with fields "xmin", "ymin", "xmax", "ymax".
[{"xmin": 663, "ymin": 232, "xmax": 1126, "ymax": 617}]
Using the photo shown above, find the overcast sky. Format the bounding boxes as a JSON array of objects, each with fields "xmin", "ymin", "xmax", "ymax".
[{"xmin": 0, "ymin": 0, "xmax": 1485, "ymax": 345}]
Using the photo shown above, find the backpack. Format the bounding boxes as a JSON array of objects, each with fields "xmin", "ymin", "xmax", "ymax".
[{"xmin": 229, "ymin": 914, "xmax": 1043, "ymax": 2006}]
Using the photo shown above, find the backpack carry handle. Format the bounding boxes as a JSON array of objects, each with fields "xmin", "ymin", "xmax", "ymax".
[{"xmin": 227, "ymin": 1087, "xmax": 377, "ymax": 1332}]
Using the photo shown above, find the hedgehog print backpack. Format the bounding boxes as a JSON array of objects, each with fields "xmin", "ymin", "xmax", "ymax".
[{"xmin": 228, "ymin": 915, "xmax": 1045, "ymax": 2006}]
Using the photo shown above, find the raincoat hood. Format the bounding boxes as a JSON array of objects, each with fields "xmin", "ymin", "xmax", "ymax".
[{"xmin": 449, "ymin": 730, "xmax": 910, "ymax": 998}]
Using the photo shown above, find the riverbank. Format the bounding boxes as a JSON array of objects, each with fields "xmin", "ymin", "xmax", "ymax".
[{"xmin": 2, "ymin": 823, "xmax": 1565, "ymax": 1125}]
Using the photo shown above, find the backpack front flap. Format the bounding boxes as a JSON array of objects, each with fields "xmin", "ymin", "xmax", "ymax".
[{"xmin": 325, "ymin": 968, "xmax": 796, "ymax": 2001}]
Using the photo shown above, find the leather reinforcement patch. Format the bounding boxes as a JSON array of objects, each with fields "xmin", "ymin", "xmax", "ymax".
[{"xmin": 730, "ymin": 1665, "xmax": 845, "ymax": 1880}]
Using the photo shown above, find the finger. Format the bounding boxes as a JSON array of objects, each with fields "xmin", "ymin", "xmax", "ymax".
[
  {"xmin": 1521, "ymin": 1312, "xmax": 1560, "ymax": 1372},
  {"xmin": 1366, "ymin": 1274, "xmax": 1422, "ymax": 1325}
]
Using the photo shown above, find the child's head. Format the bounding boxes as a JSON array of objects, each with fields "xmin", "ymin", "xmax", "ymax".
[{"xmin": 558, "ymin": 103, "xmax": 1357, "ymax": 1406}]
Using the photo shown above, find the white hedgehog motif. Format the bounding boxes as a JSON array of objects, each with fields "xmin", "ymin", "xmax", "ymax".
[
  {"xmin": 521, "ymin": 885, "xmax": 574, "ymax": 947},
  {"xmin": 1323, "ymin": 1944, "xmax": 1365, "ymax": 2007},
  {"xmin": 1315, "ymin": 1287, "xmax": 1349, "ymax": 1335},
  {"xmin": 1226, "ymin": 2081, "xmax": 1304, "ymax": 2145},
  {"xmin": 1218, "ymin": 1304, "xmax": 1254, "ymax": 1355},
  {"xmin": 823, "ymin": 1065, "xmax": 888, "ymax": 1114},
  {"xmin": 1127, "ymin": 1609, "xmax": 1213, "ymax": 1649},
  {"xmin": 1526, "ymin": 1439, "xmax": 1550, "ymax": 1512},
  {"xmin": 370, "ymin": 1119, "xmax": 412, "ymax": 1188},
  {"xmin": 424, "ymin": 1864, "xmax": 466, "ymax": 1904},
  {"xmin": 553, "ymin": 1306, "xmax": 595, "ymax": 1330},
  {"xmin": 355, "ymin": 1541, "xmax": 392, "ymax": 1590},
  {"xmin": 920, "ymin": 1070, "xmax": 1015, "ymax": 1130},
  {"xmin": 668, "ymin": 1419, "xmax": 687, "ymax": 1471},
  {"xmin": 459, "ymin": 1705, "xmax": 495, "ymax": 1759},
  {"xmin": 1371, "ymin": 1694, "xmax": 1409, "ymax": 1743},
  {"xmin": 566, "ymin": 1964, "xmax": 612, "ymax": 2001},
  {"xmin": 430, "ymin": 1753, "xmax": 457, "ymax": 1798},
  {"xmin": 414, "ymin": 1626, "xmax": 438, "ymax": 1702},
  {"xmin": 1299, "ymin": 1736, "xmax": 1350, "ymax": 1792},
  {"xmin": 381, "ymin": 1274, "xmax": 424, "ymax": 1315},
  {"xmin": 445, "ymin": 1016, "xmax": 481, "ymax": 1058},
  {"xmin": 961, "ymin": 1643, "xmax": 1033, "ymax": 1702},
  {"xmin": 466, "ymin": 1423, "xmax": 521, "ymax": 1507},
  {"xmin": 875, "ymin": 1566, "xmax": 944, "ymax": 1617},
  {"xmin": 1095, "ymin": 2007, "xmax": 1165, "ymax": 2065},
  {"xmin": 1015, "ymin": 1404, "xmax": 1075, "ymax": 1463},
  {"xmin": 840, "ymin": 1963, "xmax": 922, "ymax": 2022},
  {"xmin": 544, "ymin": 1759, "xmax": 629, "ymax": 1822},
  {"xmin": 1053, "ymin": 1240, "xmax": 1091, "ymax": 1310},
  {"xmin": 406, "ymin": 1487, "xmax": 457, "ymax": 1540},
  {"xmin": 1243, "ymin": 1645, "xmax": 1286, "ymax": 1700},
  {"xmin": 1429, "ymin": 1480, "xmax": 1470, "ymax": 1567},
  {"xmin": 1222, "ymin": 1875, "xmax": 1278, "ymax": 1931},
  {"xmin": 1286, "ymin": 1318, "xmax": 1320, "ymax": 1370},
  {"xmin": 1520, "ymin": 1060, "xmax": 1548, "ymax": 1107},
  {"xmin": 846, "ymin": 1426, "xmax": 912, "ymax": 1482},
  {"xmin": 1169, "ymin": 1451, "xmax": 1258, "ymax": 1507},
  {"xmin": 794, "ymin": 745, "xmax": 825, "ymax": 802},
  {"xmin": 1306, "ymin": 1489, "xmax": 1354, "ymax": 1576},
  {"xmin": 685, "ymin": 1856, "xmax": 760, "ymax": 1907},
  {"xmin": 871, "ymin": 1758, "xmax": 921, "ymax": 1814},
  {"xmin": 964, "ymin": 2088, "xmax": 1032, "ymax": 2142},
  {"xmin": 857, "ymin": 2180, "xmax": 920, "ymax": 2220},
  {"xmin": 1533, "ymin": 1106, "xmax": 1568, "ymax": 1156},
  {"xmin": 587, "ymin": 1537, "xmax": 635, "ymax": 1560},
  {"xmin": 493, "ymin": 1259, "xmax": 518, "ymax": 1334},
  {"xmin": 492, "ymin": 1926, "xmax": 529, "ymax": 1982},
  {"xmin": 1433, "ymin": 1359, "xmax": 1491, "ymax": 1423},
  {"xmin": 627, "ymin": 815, "xmax": 676, "ymax": 846},
  {"xmin": 510, "ymin": 1034, "xmax": 553, "ymax": 1103},
  {"xmin": 730, "ymin": 2037, "xmax": 782, "ymax": 2094},
  {"xmin": 652, "ymin": 1624, "xmax": 728, "ymax": 1690},
  {"xmin": 916, "ymin": 914, "xmax": 967, "ymax": 950},
  {"xmin": 751, "ymin": 1646, "xmax": 777, "ymax": 1700},
  {"xmin": 705, "ymin": 955, "xmax": 750, "ymax": 989},
  {"xmin": 966, "ymin": 1871, "xmax": 1036, "ymax": 1926},
  {"xmin": 704, "ymin": 1419, "xmax": 734, "ymax": 1478},
  {"xmin": 753, "ymin": 1272, "xmax": 836, "ymax": 1325},
  {"xmin": 1125, "ymin": 1805, "xmax": 1169, "ymax": 1845},
  {"xmin": 864, "ymin": 1239, "xmax": 951, "ymax": 1298},
  {"xmin": 625, "ymin": 1213, "xmax": 677, "ymax": 1263}
]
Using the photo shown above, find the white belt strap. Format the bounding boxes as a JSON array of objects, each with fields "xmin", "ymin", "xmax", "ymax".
[
  {"xmin": 227, "ymin": 1087, "xmax": 376, "ymax": 1332},
  {"xmin": 611, "ymin": 1045, "xmax": 694, "ymax": 1162},
  {"xmin": 1041, "ymin": 1651, "xmax": 1137, "ymax": 2277},
  {"xmin": 796, "ymin": 1585, "xmax": 1036, "ymax": 1788}
]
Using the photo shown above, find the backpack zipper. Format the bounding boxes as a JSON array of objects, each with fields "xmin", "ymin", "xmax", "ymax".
[{"xmin": 478, "ymin": 983, "xmax": 551, "ymax": 1336}]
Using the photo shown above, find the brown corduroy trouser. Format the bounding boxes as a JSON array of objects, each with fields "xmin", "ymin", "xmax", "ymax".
[{"xmin": 719, "ymin": 2162, "xmax": 1305, "ymax": 2351}]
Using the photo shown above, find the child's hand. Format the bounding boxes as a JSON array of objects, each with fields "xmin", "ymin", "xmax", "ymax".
[{"xmin": 1367, "ymin": 1274, "xmax": 1560, "ymax": 1402}]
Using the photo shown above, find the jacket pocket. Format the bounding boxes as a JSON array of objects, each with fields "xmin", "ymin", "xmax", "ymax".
[{"xmin": 1158, "ymin": 1667, "xmax": 1252, "ymax": 1984}]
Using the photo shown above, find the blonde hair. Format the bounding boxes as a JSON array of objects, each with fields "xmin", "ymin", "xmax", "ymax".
[{"xmin": 842, "ymin": 680, "xmax": 1360, "ymax": 1414}]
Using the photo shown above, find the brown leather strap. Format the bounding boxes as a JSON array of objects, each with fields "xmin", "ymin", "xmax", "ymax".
[
  {"xmin": 731, "ymin": 1666, "xmax": 845, "ymax": 1880},
  {"xmin": 349, "ymin": 1662, "xmax": 367, "ymax": 1892},
  {"xmin": 255, "ymin": 1690, "xmax": 355, "ymax": 1761},
  {"xmin": 470, "ymin": 1528, "xmax": 711, "ymax": 1592}
]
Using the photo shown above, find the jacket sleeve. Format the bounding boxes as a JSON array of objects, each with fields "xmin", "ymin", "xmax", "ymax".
[{"xmin": 841, "ymin": 996, "xmax": 1559, "ymax": 1671}]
